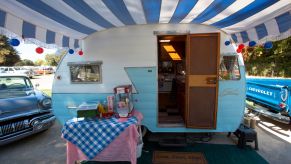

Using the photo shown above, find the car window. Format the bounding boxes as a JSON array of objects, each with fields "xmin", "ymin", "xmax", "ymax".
[
  {"xmin": 0, "ymin": 77, "xmax": 31, "ymax": 89},
  {"xmin": 0, "ymin": 77, "xmax": 32, "ymax": 99}
]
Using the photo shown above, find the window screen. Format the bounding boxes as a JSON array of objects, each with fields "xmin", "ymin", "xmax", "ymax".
[
  {"xmin": 219, "ymin": 56, "xmax": 241, "ymax": 80},
  {"xmin": 68, "ymin": 61, "xmax": 102, "ymax": 83}
]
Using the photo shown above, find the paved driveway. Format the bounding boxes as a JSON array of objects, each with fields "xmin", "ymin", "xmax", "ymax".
[
  {"xmin": 31, "ymin": 74, "xmax": 54, "ymax": 90},
  {"xmin": 1, "ymin": 116, "xmax": 291, "ymax": 164},
  {"xmin": 0, "ymin": 121, "xmax": 66, "ymax": 164}
]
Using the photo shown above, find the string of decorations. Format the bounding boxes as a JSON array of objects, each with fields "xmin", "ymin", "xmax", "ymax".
[
  {"xmin": 9, "ymin": 38, "xmax": 84, "ymax": 56},
  {"xmin": 224, "ymin": 40, "xmax": 273, "ymax": 53}
]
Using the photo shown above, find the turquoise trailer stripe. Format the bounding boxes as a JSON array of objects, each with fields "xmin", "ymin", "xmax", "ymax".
[
  {"xmin": 53, "ymin": 66, "xmax": 246, "ymax": 132},
  {"xmin": 53, "ymin": 93, "xmax": 111, "ymax": 125},
  {"xmin": 125, "ymin": 67, "xmax": 158, "ymax": 131}
]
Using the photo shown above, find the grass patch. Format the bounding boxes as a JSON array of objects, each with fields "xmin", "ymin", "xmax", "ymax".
[{"xmin": 40, "ymin": 89, "xmax": 52, "ymax": 97}]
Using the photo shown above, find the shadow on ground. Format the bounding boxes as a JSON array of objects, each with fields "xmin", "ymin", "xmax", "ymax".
[{"xmin": 0, "ymin": 121, "xmax": 66, "ymax": 164}]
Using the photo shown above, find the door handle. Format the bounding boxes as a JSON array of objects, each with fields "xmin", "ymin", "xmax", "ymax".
[{"xmin": 206, "ymin": 77, "xmax": 217, "ymax": 84}]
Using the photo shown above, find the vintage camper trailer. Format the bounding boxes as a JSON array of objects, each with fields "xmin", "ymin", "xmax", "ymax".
[
  {"xmin": 52, "ymin": 23, "xmax": 245, "ymax": 133},
  {"xmin": 1, "ymin": 0, "xmax": 289, "ymax": 133}
]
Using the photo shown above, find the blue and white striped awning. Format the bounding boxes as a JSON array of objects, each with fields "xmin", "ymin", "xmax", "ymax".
[{"xmin": 0, "ymin": 0, "xmax": 290, "ymax": 48}]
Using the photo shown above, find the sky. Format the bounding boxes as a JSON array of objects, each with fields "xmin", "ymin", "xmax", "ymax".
[{"xmin": 15, "ymin": 43, "xmax": 58, "ymax": 62}]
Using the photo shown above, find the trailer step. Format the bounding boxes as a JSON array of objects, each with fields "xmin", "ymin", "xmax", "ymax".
[{"xmin": 246, "ymin": 102, "xmax": 290, "ymax": 124}]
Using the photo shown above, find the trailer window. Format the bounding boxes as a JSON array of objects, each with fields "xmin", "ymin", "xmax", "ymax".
[
  {"xmin": 219, "ymin": 56, "xmax": 240, "ymax": 80},
  {"xmin": 68, "ymin": 61, "xmax": 102, "ymax": 83}
]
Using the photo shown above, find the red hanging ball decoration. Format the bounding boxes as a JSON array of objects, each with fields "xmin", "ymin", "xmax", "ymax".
[
  {"xmin": 78, "ymin": 50, "xmax": 83, "ymax": 56},
  {"xmin": 36, "ymin": 47, "xmax": 44, "ymax": 54},
  {"xmin": 236, "ymin": 48, "xmax": 242, "ymax": 53},
  {"xmin": 238, "ymin": 44, "xmax": 245, "ymax": 50}
]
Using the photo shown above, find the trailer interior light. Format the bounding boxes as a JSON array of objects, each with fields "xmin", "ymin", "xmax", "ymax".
[
  {"xmin": 163, "ymin": 45, "xmax": 175, "ymax": 52},
  {"xmin": 168, "ymin": 53, "xmax": 182, "ymax": 60},
  {"xmin": 159, "ymin": 40, "xmax": 170, "ymax": 42}
]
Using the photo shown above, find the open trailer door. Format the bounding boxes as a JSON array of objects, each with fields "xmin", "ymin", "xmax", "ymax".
[{"xmin": 186, "ymin": 33, "xmax": 220, "ymax": 129}]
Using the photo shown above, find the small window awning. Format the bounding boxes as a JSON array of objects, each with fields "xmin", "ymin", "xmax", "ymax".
[{"xmin": 0, "ymin": 0, "xmax": 290, "ymax": 48}]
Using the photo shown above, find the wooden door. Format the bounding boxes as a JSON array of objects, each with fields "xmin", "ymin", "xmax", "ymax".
[{"xmin": 186, "ymin": 33, "xmax": 220, "ymax": 129}]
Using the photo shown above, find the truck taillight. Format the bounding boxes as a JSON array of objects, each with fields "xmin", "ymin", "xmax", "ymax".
[{"xmin": 279, "ymin": 102, "xmax": 286, "ymax": 109}]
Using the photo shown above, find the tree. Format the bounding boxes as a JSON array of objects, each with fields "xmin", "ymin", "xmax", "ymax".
[
  {"xmin": 244, "ymin": 36, "xmax": 291, "ymax": 77},
  {"xmin": 45, "ymin": 51, "xmax": 65, "ymax": 66},
  {"xmin": 45, "ymin": 54, "xmax": 59, "ymax": 66},
  {"xmin": 0, "ymin": 35, "xmax": 20, "ymax": 66},
  {"xmin": 15, "ymin": 59, "xmax": 35, "ymax": 66},
  {"xmin": 34, "ymin": 59, "xmax": 45, "ymax": 66}
]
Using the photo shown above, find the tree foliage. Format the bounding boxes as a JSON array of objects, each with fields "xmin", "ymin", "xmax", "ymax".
[
  {"xmin": 45, "ymin": 51, "xmax": 65, "ymax": 66},
  {"xmin": 0, "ymin": 35, "xmax": 20, "ymax": 66},
  {"xmin": 34, "ymin": 59, "xmax": 45, "ymax": 66},
  {"xmin": 15, "ymin": 59, "xmax": 35, "ymax": 66},
  {"xmin": 244, "ymin": 37, "xmax": 291, "ymax": 77}
]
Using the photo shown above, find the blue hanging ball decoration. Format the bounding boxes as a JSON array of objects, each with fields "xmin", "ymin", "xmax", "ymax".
[
  {"xmin": 248, "ymin": 41, "xmax": 256, "ymax": 47},
  {"xmin": 68, "ymin": 49, "xmax": 74, "ymax": 54},
  {"xmin": 10, "ymin": 38, "xmax": 20, "ymax": 46},
  {"xmin": 264, "ymin": 41, "xmax": 273, "ymax": 49},
  {"xmin": 224, "ymin": 40, "xmax": 231, "ymax": 46}
]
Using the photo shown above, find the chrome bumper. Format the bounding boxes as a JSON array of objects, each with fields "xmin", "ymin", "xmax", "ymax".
[{"xmin": 0, "ymin": 114, "xmax": 56, "ymax": 146}]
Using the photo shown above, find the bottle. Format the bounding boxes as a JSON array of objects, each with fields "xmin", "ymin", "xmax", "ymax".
[
  {"xmin": 98, "ymin": 103, "xmax": 106, "ymax": 113},
  {"xmin": 107, "ymin": 96, "xmax": 114, "ymax": 113}
]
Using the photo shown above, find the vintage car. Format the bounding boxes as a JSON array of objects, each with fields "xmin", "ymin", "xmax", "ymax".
[
  {"xmin": 34, "ymin": 67, "xmax": 54, "ymax": 75},
  {"xmin": 0, "ymin": 74, "xmax": 55, "ymax": 145},
  {"xmin": 1, "ymin": 67, "xmax": 34, "ymax": 78}
]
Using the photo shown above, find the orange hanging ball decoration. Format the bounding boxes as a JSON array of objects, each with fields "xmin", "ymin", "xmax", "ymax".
[
  {"xmin": 78, "ymin": 50, "xmax": 83, "ymax": 56},
  {"xmin": 36, "ymin": 47, "xmax": 44, "ymax": 54}
]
